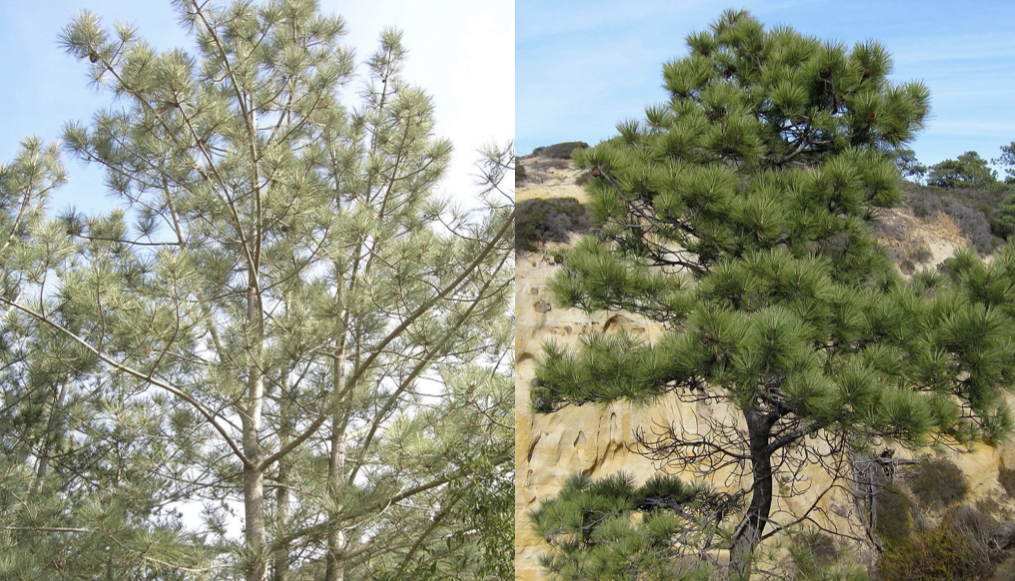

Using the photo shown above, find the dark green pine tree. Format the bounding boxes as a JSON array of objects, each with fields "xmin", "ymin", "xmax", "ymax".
[
  {"xmin": 926, "ymin": 151, "xmax": 1002, "ymax": 190},
  {"xmin": 531, "ymin": 10, "xmax": 1015, "ymax": 580}
]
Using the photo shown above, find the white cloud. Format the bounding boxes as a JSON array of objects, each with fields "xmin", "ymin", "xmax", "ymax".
[{"xmin": 326, "ymin": 0, "xmax": 514, "ymax": 205}]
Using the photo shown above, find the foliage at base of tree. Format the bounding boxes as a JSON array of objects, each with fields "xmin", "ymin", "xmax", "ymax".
[
  {"xmin": 530, "ymin": 472, "xmax": 737, "ymax": 581},
  {"xmin": 874, "ymin": 483, "xmax": 915, "ymax": 548},
  {"xmin": 788, "ymin": 529, "xmax": 869, "ymax": 581}
]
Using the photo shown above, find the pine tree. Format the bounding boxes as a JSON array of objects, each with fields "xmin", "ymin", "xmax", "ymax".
[
  {"xmin": 893, "ymin": 148, "xmax": 926, "ymax": 183},
  {"xmin": 994, "ymin": 142, "xmax": 1015, "ymax": 184},
  {"xmin": 531, "ymin": 10, "xmax": 1015, "ymax": 580},
  {"xmin": 0, "ymin": 2, "xmax": 514, "ymax": 580},
  {"xmin": 926, "ymin": 151, "xmax": 1002, "ymax": 190}
]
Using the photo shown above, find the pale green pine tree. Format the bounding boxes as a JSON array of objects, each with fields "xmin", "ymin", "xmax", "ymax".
[{"xmin": 0, "ymin": 2, "xmax": 514, "ymax": 580}]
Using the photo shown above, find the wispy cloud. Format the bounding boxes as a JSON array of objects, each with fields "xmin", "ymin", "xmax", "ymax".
[{"xmin": 926, "ymin": 121, "xmax": 1015, "ymax": 138}]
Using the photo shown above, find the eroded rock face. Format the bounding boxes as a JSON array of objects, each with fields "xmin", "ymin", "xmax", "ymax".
[{"xmin": 513, "ymin": 152, "xmax": 1015, "ymax": 581}]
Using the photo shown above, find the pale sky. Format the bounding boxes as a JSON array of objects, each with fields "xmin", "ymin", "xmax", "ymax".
[
  {"xmin": 0, "ymin": 0, "xmax": 514, "ymax": 215},
  {"xmin": 518, "ymin": 0, "xmax": 1015, "ymax": 170}
]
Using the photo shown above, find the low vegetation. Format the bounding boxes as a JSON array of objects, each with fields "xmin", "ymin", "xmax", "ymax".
[
  {"xmin": 788, "ymin": 529, "xmax": 868, "ymax": 581},
  {"xmin": 877, "ymin": 506, "xmax": 1001, "ymax": 581},
  {"xmin": 903, "ymin": 181, "xmax": 1005, "ymax": 254},
  {"xmin": 1001, "ymin": 466, "xmax": 1015, "ymax": 499},
  {"xmin": 906, "ymin": 458, "xmax": 968, "ymax": 510},
  {"xmin": 515, "ymin": 197, "xmax": 592, "ymax": 253},
  {"xmin": 529, "ymin": 141, "xmax": 589, "ymax": 159},
  {"xmin": 875, "ymin": 482, "xmax": 915, "ymax": 549}
]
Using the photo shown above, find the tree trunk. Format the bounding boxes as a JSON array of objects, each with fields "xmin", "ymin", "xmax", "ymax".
[
  {"xmin": 271, "ymin": 461, "xmax": 290, "ymax": 581},
  {"xmin": 325, "ymin": 430, "xmax": 347, "ymax": 581},
  {"xmin": 728, "ymin": 408, "xmax": 776, "ymax": 581},
  {"xmin": 272, "ymin": 366, "xmax": 294, "ymax": 581},
  {"xmin": 32, "ymin": 382, "xmax": 68, "ymax": 496},
  {"xmin": 243, "ymin": 284, "xmax": 266, "ymax": 581},
  {"xmin": 325, "ymin": 354, "xmax": 348, "ymax": 581},
  {"xmin": 242, "ymin": 455, "xmax": 265, "ymax": 581}
]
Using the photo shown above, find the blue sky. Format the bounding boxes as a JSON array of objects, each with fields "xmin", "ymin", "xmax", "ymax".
[
  {"xmin": 0, "ymin": 0, "xmax": 513, "ymax": 216},
  {"xmin": 517, "ymin": 0, "xmax": 1015, "ymax": 170}
]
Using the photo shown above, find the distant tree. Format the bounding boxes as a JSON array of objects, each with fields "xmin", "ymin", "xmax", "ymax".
[
  {"xmin": 530, "ymin": 10, "xmax": 1015, "ymax": 581},
  {"xmin": 0, "ymin": 2, "xmax": 514, "ymax": 580},
  {"xmin": 993, "ymin": 141, "xmax": 1015, "ymax": 184},
  {"xmin": 894, "ymin": 148, "xmax": 926, "ymax": 182},
  {"xmin": 926, "ymin": 151, "xmax": 1000, "ymax": 189}
]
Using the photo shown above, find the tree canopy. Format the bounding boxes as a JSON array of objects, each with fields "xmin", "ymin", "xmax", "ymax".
[
  {"xmin": 892, "ymin": 148, "xmax": 926, "ymax": 182},
  {"xmin": 995, "ymin": 142, "xmax": 1015, "ymax": 184},
  {"xmin": 531, "ymin": 9, "xmax": 1015, "ymax": 580},
  {"xmin": 0, "ymin": 1, "xmax": 514, "ymax": 580},
  {"xmin": 926, "ymin": 151, "xmax": 1002, "ymax": 190}
]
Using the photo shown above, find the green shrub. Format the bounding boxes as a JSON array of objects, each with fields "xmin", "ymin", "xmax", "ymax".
[
  {"xmin": 902, "ymin": 181, "xmax": 1008, "ymax": 248},
  {"xmin": 906, "ymin": 457, "xmax": 967, "ymax": 509},
  {"xmin": 516, "ymin": 197, "xmax": 592, "ymax": 253},
  {"xmin": 999, "ymin": 465, "xmax": 1015, "ymax": 498},
  {"xmin": 877, "ymin": 506, "xmax": 998, "ymax": 581},
  {"xmin": 875, "ymin": 482, "xmax": 913, "ymax": 548},
  {"xmin": 530, "ymin": 141, "xmax": 589, "ymax": 159},
  {"xmin": 878, "ymin": 523, "xmax": 966, "ymax": 581},
  {"xmin": 516, "ymin": 162, "xmax": 527, "ymax": 185},
  {"xmin": 791, "ymin": 529, "xmax": 838, "ymax": 571},
  {"xmin": 995, "ymin": 193, "xmax": 1015, "ymax": 239},
  {"xmin": 789, "ymin": 529, "xmax": 870, "ymax": 581}
]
